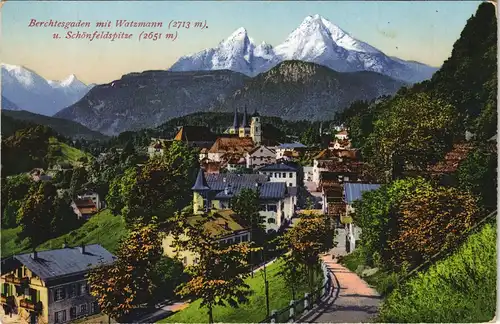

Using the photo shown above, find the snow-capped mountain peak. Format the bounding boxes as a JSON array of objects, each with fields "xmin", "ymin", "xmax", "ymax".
[
  {"xmin": 1, "ymin": 63, "xmax": 94, "ymax": 116},
  {"xmin": 169, "ymin": 14, "xmax": 438, "ymax": 83}
]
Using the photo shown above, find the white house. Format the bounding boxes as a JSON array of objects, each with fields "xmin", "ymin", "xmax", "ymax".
[
  {"xmin": 335, "ymin": 130, "xmax": 349, "ymax": 140},
  {"xmin": 257, "ymin": 163, "xmax": 299, "ymax": 187},
  {"xmin": 192, "ymin": 171, "xmax": 296, "ymax": 233},
  {"xmin": 275, "ymin": 142, "xmax": 306, "ymax": 160},
  {"xmin": 245, "ymin": 145, "xmax": 276, "ymax": 169},
  {"xmin": 77, "ymin": 191, "xmax": 102, "ymax": 210},
  {"xmin": 343, "ymin": 182, "xmax": 381, "ymax": 252}
]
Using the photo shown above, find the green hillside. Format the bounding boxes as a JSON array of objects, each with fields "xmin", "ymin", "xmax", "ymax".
[
  {"xmin": 1, "ymin": 210, "xmax": 127, "ymax": 258},
  {"xmin": 2, "ymin": 110, "xmax": 108, "ymax": 141},
  {"xmin": 47, "ymin": 137, "xmax": 94, "ymax": 166},
  {"xmin": 378, "ymin": 221, "xmax": 497, "ymax": 323}
]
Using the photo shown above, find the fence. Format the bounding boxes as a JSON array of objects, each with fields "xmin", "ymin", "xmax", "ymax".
[{"xmin": 260, "ymin": 261, "xmax": 331, "ymax": 323}]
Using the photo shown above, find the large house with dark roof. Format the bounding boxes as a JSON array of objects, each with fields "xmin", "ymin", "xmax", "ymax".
[
  {"xmin": 173, "ymin": 126, "xmax": 217, "ymax": 149},
  {"xmin": 191, "ymin": 169, "xmax": 296, "ymax": 232},
  {"xmin": 0, "ymin": 244, "xmax": 115, "ymax": 324}
]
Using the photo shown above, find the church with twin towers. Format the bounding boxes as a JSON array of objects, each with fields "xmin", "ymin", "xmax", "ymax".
[{"xmin": 227, "ymin": 106, "xmax": 262, "ymax": 146}]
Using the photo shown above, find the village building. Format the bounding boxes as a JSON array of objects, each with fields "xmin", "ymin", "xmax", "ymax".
[
  {"xmin": 173, "ymin": 126, "xmax": 217, "ymax": 149},
  {"xmin": 257, "ymin": 163, "xmax": 299, "ymax": 188},
  {"xmin": 191, "ymin": 169, "xmax": 296, "ymax": 233},
  {"xmin": 162, "ymin": 210, "xmax": 251, "ymax": 267},
  {"xmin": 147, "ymin": 138, "xmax": 171, "ymax": 158},
  {"xmin": 343, "ymin": 182, "xmax": 381, "ymax": 252},
  {"xmin": 70, "ymin": 199, "xmax": 98, "ymax": 220},
  {"xmin": 312, "ymin": 149, "xmax": 360, "ymax": 186},
  {"xmin": 29, "ymin": 169, "xmax": 53, "ymax": 182},
  {"xmin": 206, "ymin": 137, "xmax": 255, "ymax": 162},
  {"xmin": 75, "ymin": 191, "xmax": 101, "ymax": 210},
  {"xmin": 245, "ymin": 146, "xmax": 276, "ymax": 169},
  {"xmin": 0, "ymin": 244, "xmax": 115, "ymax": 324},
  {"xmin": 274, "ymin": 142, "xmax": 306, "ymax": 160},
  {"xmin": 334, "ymin": 130, "xmax": 349, "ymax": 140},
  {"xmin": 329, "ymin": 138, "xmax": 352, "ymax": 150}
]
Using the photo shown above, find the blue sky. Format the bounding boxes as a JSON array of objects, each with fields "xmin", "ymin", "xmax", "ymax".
[{"xmin": 2, "ymin": 1, "xmax": 483, "ymax": 84}]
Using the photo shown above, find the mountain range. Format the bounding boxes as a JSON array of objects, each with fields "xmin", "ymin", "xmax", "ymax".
[
  {"xmin": 54, "ymin": 61, "xmax": 406, "ymax": 135},
  {"xmin": 170, "ymin": 14, "xmax": 438, "ymax": 84},
  {"xmin": 1, "ymin": 63, "xmax": 95, "ymax": 116},
  {"xmin": 3, "ymin": 14, "xmax": 439, "ymax": 136}
]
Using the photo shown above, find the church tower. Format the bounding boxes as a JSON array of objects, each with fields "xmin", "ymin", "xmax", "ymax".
[
  {"xmin": 229, "ymin": 106, "xmax": 239, "ymax": 134},
  {"xmin": 239, "ymin": 106, "xmax": 251, "ymax": 138},
  {"xmin": 250, "ymin": 108, "xmax": 262, "ymax": 145}
]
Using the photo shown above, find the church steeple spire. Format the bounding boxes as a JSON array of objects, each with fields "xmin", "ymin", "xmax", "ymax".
[
  {"xmin": 240, "ymin": 105, "xmax": 249, "ymax": 128},
  {"xmin": 232, "ymin": 106, "xmax": 239, "ymax": 130}
]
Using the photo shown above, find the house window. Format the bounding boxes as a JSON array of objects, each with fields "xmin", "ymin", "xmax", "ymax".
[
  {"xmin": 80, "ymin": 304, "xmax": 87, "ymax": 315},
  {"xmin": 268, "ymin": 218, "xmax": 276, "ymax": 224},
  {"xmin": 80, "ymin": 284, "xmax": 88, "ymax": 295},
  {"xmin": 70, "ymin": 307, "xmax": 77, "ymax": 319},
  {"xmin": 268, "ymin": 205, "xmax": 277, "ymax": 212},
  {"xmin": 260, "ymin": 205, "xmax": 267, "ymax": 211},
  {"xmin": 235, "ymin": 236, "xmax": 241, "ymax": 243},
  {"xmin": 183, "ymin": 256, "xmax": 188, "ymax": 265},
  {"xmin": 274, "ymin": 173, "xmax": 278, "ymax": 177},
  {"xmin": 54, "ymin": 310, "xmax": 66, "ymax": 324},
  {"xmin": 241, "ymin": 235, "xmax": 249, "ymax": 242},
  {"xmin": 54, "ymin": 287, "xmax": 65, "ymax": 301},
  {"xmin": 69, "ymin": 284, "xmax": 77, "ymax": 298},
  {"xmin": 90, "ymin": 302, "xmax": 99, "ymax": 314},
  {"xmin": 227, "ymin": 238, "xmax": 233, "ymax": 244},
  {"xmin": 289, "ymin": 173, "xmax": 293, "ymax": 178},
  {"xmin": 282, "ymin": 173, "xmax": 286, "ymax": 178},
  {"xmin": 289, "ymin": 183, "xmax": 293, "ymax": 186}
]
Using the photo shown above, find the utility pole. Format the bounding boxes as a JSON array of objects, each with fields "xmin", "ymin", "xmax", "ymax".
[{"xmin": 262, "ymin": 244, "xmax": 270, "ymax": 317}]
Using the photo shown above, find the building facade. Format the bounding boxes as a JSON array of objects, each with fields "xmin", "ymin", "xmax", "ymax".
[
  {"xmin": 0, "ymin": 245, "xmax": 115, "ymax": 324},
  {"xmin": 191, "ymin": 170, "xmax": 296, "ymax": 232},
  {"xmin": 162, "ymin": 210, "xmax": 251, "ymax": 267},
  {"xmin": 245, "ymin": 146, "xmax": 276, "ymax": 169}
]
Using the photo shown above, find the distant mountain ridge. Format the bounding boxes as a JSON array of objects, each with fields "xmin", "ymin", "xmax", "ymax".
[
  {"xmin": 1, "ymin": 63, "xmax": 94, "ymax": 116},
  {"xmin": 54, "ymin": 61, "xmax": 405, "ymax": 135},
  {"xmin": 2, "ymin": 110, "xmax": 108, "ymax": 140},
  {"xmin": 170, "ymin": 14, "xmax": 439, "ymax": 83}
]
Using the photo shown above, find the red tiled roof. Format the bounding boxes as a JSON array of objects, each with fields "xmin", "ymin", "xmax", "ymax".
[
  {"xmin": 208, "ymin": 137, "xmax": 254, "ymax": 154},
  {"xmin": 427, "ymin": 143, "xmax": 474, "ymax": 173}
]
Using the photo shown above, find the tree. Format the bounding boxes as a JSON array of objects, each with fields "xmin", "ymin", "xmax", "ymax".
[
  {"xmin": 17, "ymin": 182, "xmax": 57, "ymax": 249},
  {"xmin": 1, "ymin": 174, "xmax": 32, "ymax": 228},
  {"xmin": 151, "ymin": 256, "xmax": 189, "ymax": 303},
  {"xmin": 300, "ymin": 127, "xmax": 321, "ymax": 147},
  {"xmin": 87, "ymin": 221, "xmax": 163, "ymax": 322},
  {"xmin": 388, "ymin": 186, "xmax": 481, "ymax": 270},
  {"xmin": 120, "ymin": 141, "xmax": 198, "ymax": 226},
  {"xmin": 367, "ymin": 93, "xmax": 458, "ymax": 178},
  {"xmin": 278, "ymin": 253, "xmax": 307, "ymax": 300},
  {"xmin": 70, "ymin": 167, "xmax": 89, "ymax": 195},
  {"xmin": 171, "ymin": 216, "xmax": 258, "ymax": 323},
  {"xmin": 457, "ymin": 145, "xmax": 497, "ymax": 211},
  {"xmin": 352, "ymin": 177, "xmax": 433, "ymax": 266},
  {"xmin": 231, "ymin": 188, "xmax": 265, "ymax": 245},
  {"xmin": 50, "ymin": 191, "xmax": 80, "ymax": 236},
  {"xmin": 278, "ymin": 214, "xmax": 333, "ymax": 292},
  {"xmin": 106, "ymin": 167, "xmax": 138, "ymax": 215}
]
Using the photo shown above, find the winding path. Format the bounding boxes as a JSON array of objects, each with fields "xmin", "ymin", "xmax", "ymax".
[{"xmin": 299, "ymin": 254, "xmax": 381, "ymax": 323}]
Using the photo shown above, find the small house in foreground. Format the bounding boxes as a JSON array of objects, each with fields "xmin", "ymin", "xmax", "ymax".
[{"xmin": 0, "ymin": 244, "xmax": 115, "ymax": 324}]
